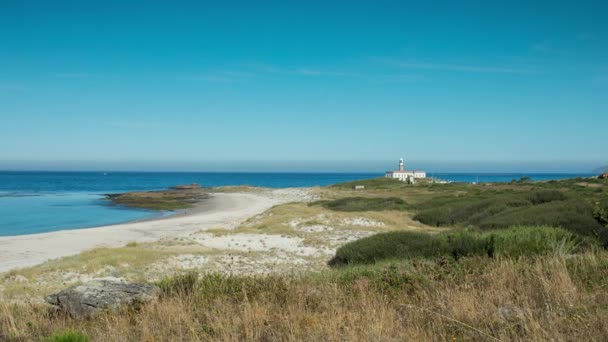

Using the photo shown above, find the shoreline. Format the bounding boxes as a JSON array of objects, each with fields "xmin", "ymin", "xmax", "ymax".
[
  {"xmin": 0, "ymin": 192, "xmax": 185, "ymax": 238},
  {"xmin": 0, "ymin": 191, "xmax": 294, "ymax": 274}
]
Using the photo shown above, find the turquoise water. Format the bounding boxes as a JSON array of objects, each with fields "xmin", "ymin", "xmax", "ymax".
[
  {"xmin": 0, "ymin": 192, "xmax": 161, "ymax": 236},
  {"xmin": 0, "ymin": 171, "xmax": 594, "ymax": 236}
]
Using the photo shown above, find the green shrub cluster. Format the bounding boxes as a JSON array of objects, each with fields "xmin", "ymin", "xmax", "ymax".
[
  {"xmin": 313, "ymin": 197, "xmax": 409, "ymax": 212},
  {"xmin": 413, "ymin": 190, "xmax": 608, "ymax": 246},
  {"xmin": 526, "ymin": 189, "xmax": 566, "ymax": 204},
  {"xmin": 44, "ymin": 330, "xmax": 89, "ymax": 342},
  {"xmin": 328, "ymin": 227, "xmax": 597, "ymax": 266},
  {"xmin": 329, "ymin": 177, "xmax": 408, "ymax": 190}
]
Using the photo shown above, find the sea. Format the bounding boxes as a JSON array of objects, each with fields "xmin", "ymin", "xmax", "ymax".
[{"xmin": 0, "ymin": 171, "xmax": 594, "ymax": 236}]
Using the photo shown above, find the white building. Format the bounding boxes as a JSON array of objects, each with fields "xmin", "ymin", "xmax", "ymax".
[{"xmin": 385, "ymin": 158, "xmax": 426, "ymax": 183}]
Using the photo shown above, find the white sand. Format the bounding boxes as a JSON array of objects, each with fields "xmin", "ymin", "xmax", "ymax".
[
  {"xmin": 0, "ymin": 191, "xmax": 300, "ymax": 273},
  {"xmin": 192, "ymin": 233, "xmax": 321, "ymax": 256}
]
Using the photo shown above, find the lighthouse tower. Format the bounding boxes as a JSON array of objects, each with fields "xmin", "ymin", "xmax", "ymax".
[{"xmin": 386, "ymin": 157, "xmax": 427, "ymax": 181}]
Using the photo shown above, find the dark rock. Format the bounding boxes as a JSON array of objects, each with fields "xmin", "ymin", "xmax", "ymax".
[
  {"xmin": 45, "ymin": 279, "xmax": 160, "ymax": 319},
  {"xmin": 498, "ymin": 305, "xmax": 524, "ymax": 322},
  {"xmin": 171, "ymin": 183, "xmax": 201, "ymax": 190}
]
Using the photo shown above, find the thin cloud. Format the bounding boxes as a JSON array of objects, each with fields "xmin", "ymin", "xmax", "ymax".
[
  {"xmin": 381, "ymin": 58, "xmax": 530, "ymax": 74},
  {"xmin": 104, "ymin": 121, "xmax": 191, "ymax": 129},
  {"xmin": 0, "ymin": 83, "xmax": 25, "ymax": 91},
  {"xmin": 187, "ymin": 70, "xmax": 255, "ymax": 83},
  {"xmin": 593, "ymin": 73, "xmax": 608, "ymax": 83},
  {"xmin": 191, "ymin": 75, "xmax": 240, "ymax": 83},
  {"xmin": 292, "ymin": 68, "xmax": 360, "ymax": 77},
  {"xmin": 250, "ymin": 63, "xmax": 360, "ymax": 77},
  {"xmin": 220, "ymin": 71, "xmax": 255, "ymax": 78},
  {"xmin": 532, "ymin": 40, "xmax": 566, "ymax": 54},
  {"xmin": 371, "ymin": 74, "xmax": 430, "ymax": 83},
  {"xmin": 577, "ymin": 32, "xmax": 596, "ymax": 41},
  {"xmin": 53, "ymin": 72, "xmax": 97, "ymax": 78}
]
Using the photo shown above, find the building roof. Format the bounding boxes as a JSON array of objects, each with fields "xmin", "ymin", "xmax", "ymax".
[{"xmin": 386, "ymin": 170, "xmax": 425, "ymax": 173}]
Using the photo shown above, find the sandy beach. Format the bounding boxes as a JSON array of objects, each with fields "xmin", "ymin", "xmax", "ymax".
[{"xmin": 0, "ymin": 189, "xmax": 309, "ymax": 274}]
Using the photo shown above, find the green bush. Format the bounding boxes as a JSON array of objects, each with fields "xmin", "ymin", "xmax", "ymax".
[
  {"xmin": 44, "ymin": 330, "xmax": 89, "ymax": 342},
  {"xmin": 478, "ymin": 200, "xmax": 608, "ymax": 245},
  {"xmin": 330, "ymin": 177, "xmax": 407, "ymax": 190},
  {"xmin": 527, "ymin": 190, "xmax": 567, "ymax": 204},
  {"xmin": 329, "ymin": 227, "xmax": 597, "ymax": 267},
  {"xmin": 328, "ymin": 231, "xmax": 444, "ymax": 266},
  {"xmin": 593, "ymin": 199, "xmax": 608, "ymax": 227},
  {"xmin": 490, "ymin": 226, "xmax": 586, "ymax": 257},
  {"xmin": 413, "ymin": 189, "xmax": 608, "ymax": 246},
  {"xmin": 315, "ymin": 197, "xmax": 409, "ymax": 212}
]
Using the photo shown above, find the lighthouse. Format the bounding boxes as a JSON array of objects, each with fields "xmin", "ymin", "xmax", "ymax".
[{"xmin": 385, "ymin": 157, "xmax": 427, "ymax": 182}]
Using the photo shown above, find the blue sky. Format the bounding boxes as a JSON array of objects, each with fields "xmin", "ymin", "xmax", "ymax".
[{"xmin": 1, "ymin": 1, "xmax": 606, "ymax": 172}]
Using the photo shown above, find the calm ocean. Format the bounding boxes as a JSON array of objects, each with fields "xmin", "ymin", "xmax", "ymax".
[{"xmin": 0, "ymin": 171, "xmax": 593, "ymax": 236}]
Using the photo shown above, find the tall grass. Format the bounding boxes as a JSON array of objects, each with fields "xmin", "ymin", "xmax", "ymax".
[{"xmin": 3, "ymin": 252, "xmax": 608, "ymax": 341}]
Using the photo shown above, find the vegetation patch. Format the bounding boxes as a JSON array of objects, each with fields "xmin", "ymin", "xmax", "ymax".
[
  {"xmin": 329, "ymin": 177, "xmax": 410, "ymax": 190},
  {"xmin": 105, "ymin": 187, "xmax": 208, "ymax": 210},
  {"xmin": 329, "ymin": 226, "xmax": 597, "ymax": 266},
  {"xmin": 313, "ymin": 197, "xmax": 409, "ymax": 212},
  {"xmin": 43, "ymin": 330, "xmax": 89, "ymax": 342},
  {"xmin": 413, "ymin": 189, "xmax": 608, "ymax": 245}
]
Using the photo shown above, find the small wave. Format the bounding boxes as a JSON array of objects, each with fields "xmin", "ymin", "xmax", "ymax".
[{"xmin": 0, "ymin": 192, "xmax": 43, "ymax": 198}]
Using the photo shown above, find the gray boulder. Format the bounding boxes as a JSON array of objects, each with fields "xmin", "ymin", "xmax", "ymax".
[{"xmin": 45, "ymin": 279, "xmax": 160, "ymax": 318}]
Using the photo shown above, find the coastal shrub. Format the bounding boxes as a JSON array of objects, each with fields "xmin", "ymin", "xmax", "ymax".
[
  {"xmin": 527, "ymin": 190, "xmax": 566, "ymax": 204},
  {"xmin": 44, "ymin": 330, "xmax": 89, "ymax": 342},
  {"xmin": 413, "ymin": 196, "xmax": 529, "ymax": 227},
  {"xmin": 330, "ymin": 177, "xmax": 407, "ymax": 190},
  {"xmin": 490, "ymin": 226, "xmax": 588, "ymax": 257},
  {"xmin": 328, "ymin": 231, "xmax": 443, "ymax": 266},
  {"xmin": 593, "ymin": 198, "xmax": 608, "ymax": 227},
  {"xmin": 413, "ymin": 188, "xmax": 608, "ymax": 246},
  {"xmin": 445, "ymin": 229, "xmax": 494, "ymax": 259},
  {"xmin": 328, "ymin": 227, "xmax": 596, "ymax": 266},
  {"xmin": 315, "ymin": 197, "xmax": 409, "ymax": 212},
  {"xmin": 478, "ymin": 200, "xmax": 608, "ymax": 246}
]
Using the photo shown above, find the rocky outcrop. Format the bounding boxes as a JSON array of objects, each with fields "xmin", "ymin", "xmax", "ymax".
[
  {"xmin": 171, "ymin": 183, "xmax": 202, "ymax": 190},
  {"xmin": 600, "ymin": 172, "xmax": 608, "ymax": 179},
  {"xmin": 45, "ymin": 279, "xmax": 160, "ymax": 318}
]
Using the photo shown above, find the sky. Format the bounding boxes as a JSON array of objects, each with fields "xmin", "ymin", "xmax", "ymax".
[{"xmin": 0, "ymin": 1, "xmax": 607, "ymax": 172}]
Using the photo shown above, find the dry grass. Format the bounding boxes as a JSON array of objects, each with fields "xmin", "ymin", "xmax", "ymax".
[
  {"xmin": 0, "ymin": 241, "xmax": 220, "ymax": 301},
  {"xmin": 235, "ymin": 201, "xmax": 436, "ymax": 237},
  {"xmin": 2, "ymin": 252, "xmax": 608, "ymax": 341}
]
